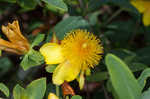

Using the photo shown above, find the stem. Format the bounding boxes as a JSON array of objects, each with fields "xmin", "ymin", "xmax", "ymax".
[
  {"xmin": 56, "ymin": 85, "xmax": 60, "ymax": 97},
  {"xmin": 105, "ymin": 8, "xmax": 124, "ymax": 25}
]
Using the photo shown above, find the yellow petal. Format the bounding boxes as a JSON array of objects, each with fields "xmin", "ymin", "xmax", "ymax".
[
  {"xmin": 131, "ymin": 1, "xmax": 146, "ymax": 13},
  {"xmin": 48, "ymin": 93, "xmax": 59, "ymax": 99},
  {"xmin": 143, "ymin": 10, "xmax": 150, "ymax": 26},
  {"xmin": 52, "ymin": 60, "xmax": 81, "ymax": 85},
  {"xmin": 77, "ymin": 71, "xmax": 85, "ymax": 90},
  {"xmin": 40, "ymin": 43, "xmax": 64, "ymax": 64}
]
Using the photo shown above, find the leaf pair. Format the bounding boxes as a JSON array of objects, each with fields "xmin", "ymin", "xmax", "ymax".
[
  {"xmin": 13, "ymin": 78, "xmax": 46, "ymax": 99},
  {"xmin": 105, "ymin": 54, "xmax": 141, "ymax": 99},
  {"xmin": 105, "ymin": 53, "xmax": 150, "ymax": 99},
  {"xmin": 21, "ymin": 34, "xmax": 45, "ymax": 70},
  {"xmin": 0, "ymin": 78, "xmax": 46, "ymax": 99}
]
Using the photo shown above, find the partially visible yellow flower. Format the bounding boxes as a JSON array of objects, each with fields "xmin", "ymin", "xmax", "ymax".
[
  {"xmin": 0, "ymin": 20, "xmax": 30, "ymax": 54},
  {"xmin": 48, "ymin": 93, "xmax": 59, "ymax": 99},
  {"xmin": 131, "ymin": 0, "xmax": 150, "ymax": 26},
  {"xmin": 40, "ymin": 29, "xmax": 103, "ymax": 86}
]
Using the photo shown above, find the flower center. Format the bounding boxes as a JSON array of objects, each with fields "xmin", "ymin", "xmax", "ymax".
[{"xmin": 82, "ymin": 43, "xmax": 88, "ymax": 48}]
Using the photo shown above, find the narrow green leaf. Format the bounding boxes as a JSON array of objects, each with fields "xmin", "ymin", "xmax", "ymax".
[
  {"xmin": 105, "ymin": 54, "xmax": 141, "ymax": 99},
  {"xmin": 31, "ymin": 34, "xmax": 45, "ymax": 48},
  {"xmin": 26, "ymin": 78, "xmax": 46, "ymax": 99},
  {"xmin": 0, "ymin": 83, "xmax": 9, "ymax": 98},
  {"xmin": 13, "ymin": 84, "xmax": 25, "ymax": 99},
  {"xmin": 138, "ymin": 68, "xmax": 150, "ymax": 91},
  {"xmin": 42, "ymin": 0, "xmax": 68, "ymax": 14},
  {"xmin": 71, "ymin": 95, "xmax": 82, "ymax": 99}
]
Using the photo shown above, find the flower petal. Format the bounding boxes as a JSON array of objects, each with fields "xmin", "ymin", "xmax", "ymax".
[
  {"xmin": 131, "ymin": 1, "xmax": 146, "ymax": 13},
  {"xmin": 143, "ymin": 10, "xmax": 150, "ymax": 26},
  {"xmin": 52, "ymin": 60, "xmax": 81, "ymax": 85},
  {"xmin": 0, "ymin": 38, "xmax": 24, "ymax": 54},
  {"xmin": 40, "ymin": 43, "xmax": 64, "ymax": 64},
  {"xmin": 48, "ymin": 93, "xmax": 59, "ymax": 99},
  {"xmin": 1, "ymin": 20, "xmax": 30, "ymax": 54}
]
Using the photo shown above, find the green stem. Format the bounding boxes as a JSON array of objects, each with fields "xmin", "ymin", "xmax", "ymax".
[
  {"xmin": 105, "ymin": 8, "xmax": 124, "ymax": 25},
  {"xmin": 56, "ymin": 85, "xmax": 59, "ymax": 97},
  {"xmin": 0, "ymin": 50, "xmax": 1, "ymax": 56}
]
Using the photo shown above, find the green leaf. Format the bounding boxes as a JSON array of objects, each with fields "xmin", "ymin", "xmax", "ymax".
[
  {"xmin": 13, "ymin": 78, "xmax": 46, "ymax": 99},
  {"xmin": 42, "ymin": 0, "xmax": 68, "ymax": 14},
  {"xmin": 21, "ymin": 49, "xmax": 44, "ymax": 70},
  {"xmin": 71, "ymin": 95, "xmax": 82, "ymax": 99},
  {"xmin": 106, "ymin": 80, "xmax": 119, "ymax": 99},
  {"xmin": 87, "ymin": 11, "xmax": 101, "ymax": 26},
  {"xmin": 105, "ymin": 54, "xmax": 141, "ymax": 99},
  {"xmin": 86, "ymin": 72, "xmax": 108, "ymax": 82},
  {"xmin": 25, "ymin": 78, "xmax": 46, "ymax": 99},
  {"xmin": 46, "ymin": 16, "xmax": 90, "ymax": 41},
  {"xmin": 138, "ymin": 68, "xmax": 150, "ymax": 91},
  {"xmin": 142, "ymin": 88, "xmax": 150, "ymax": 99},
  {"xmin": 110, "ymin": 49, "xmax": 148, "ymax": 72},
  {"xmin": 0, "ymin": 0, "xmax": 16, "ymax": 3},
  {"xmin": 31, "ymin": 34, "xmax": 45, "ymax": 48},
  {"xmin": 13, "ymin": 84, "xmax": 25, "ymax": 99},
  {"xmin": 17, "ymin": 0, "xmax": 38, "ymax": 10},
  {"xmin": 45, "ymin": 64, "xmax": 57, "ymax": 73},
  {"xmin": 129, "ymin": 62, "xmax": 148, "ymax": 72},
  {"xmin": 0, "ymin": 83, "xmax": 9, "ymax": 98},
  {"xmin": 21, "ymin": 34, "xmax": 45, "ymax": 70}
]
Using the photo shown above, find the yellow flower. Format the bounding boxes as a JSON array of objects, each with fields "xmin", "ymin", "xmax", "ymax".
[
  {"xmin": 40, "ymin": 29, "xmax": 103, "ymax": 85},
  {"xmin": 48, "ymin": 93, "xmax": 59, "ymax": 99},
  {"xmin": 0, "ymin": 20, "xmax": 30, "ymax": 54},
  {"xmin": 131, "ymin": 0, "xmax": 150, "ymax": 26}
]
